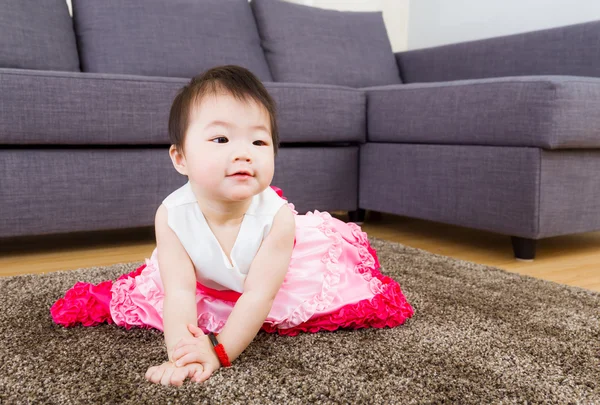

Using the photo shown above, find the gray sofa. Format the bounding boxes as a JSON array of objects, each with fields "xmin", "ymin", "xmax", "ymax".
[{"xmin": 1, "ymin": 0, "xmax": 599, "ymax": 261}]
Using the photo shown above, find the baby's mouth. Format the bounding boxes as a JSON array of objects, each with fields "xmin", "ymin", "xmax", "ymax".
[{"xmin": 228, "ymin": 170, "xmax": 254, "ymax": 178}]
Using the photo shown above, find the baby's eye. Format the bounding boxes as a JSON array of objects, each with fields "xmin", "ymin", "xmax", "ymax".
[
  {"xmin": 253, "ymin": 140, "xmax": 267, "ymax": 146},
  {"xmin": 212, "ymin": 136, "xmax": 228, "ymax": 144}
]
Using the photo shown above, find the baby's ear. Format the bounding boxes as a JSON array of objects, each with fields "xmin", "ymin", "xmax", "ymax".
[{"xmin": 169, "ymin": 145, "xmax": 188, "ymax": 175}]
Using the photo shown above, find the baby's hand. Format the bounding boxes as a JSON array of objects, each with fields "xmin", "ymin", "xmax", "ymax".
[
  {"xmin": 145, "ymin": 360, "xmax": 204, "ymax": 386},
  {"xmin": 171, "ymin": 324, "xmax": 221, "ymax": 382}
]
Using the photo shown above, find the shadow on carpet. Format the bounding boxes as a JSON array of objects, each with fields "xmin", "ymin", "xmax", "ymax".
[{"xmin": 0, "ymin": 238, "xmax": 598, "ymax": 404}]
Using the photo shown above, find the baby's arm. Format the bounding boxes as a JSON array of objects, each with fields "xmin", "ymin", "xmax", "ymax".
[
  {"xmin": 155, "ymin": 204, "xmax": 199, "ymax": 361},
  {"xmin": 215, "ymin": 205, "xmax": 295, "ymax": 362}
]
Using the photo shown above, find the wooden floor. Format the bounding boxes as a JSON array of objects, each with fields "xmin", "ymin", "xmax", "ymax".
[{"xmin": 1, "ymin": 213, "xmax": 599, "ymax": 292}]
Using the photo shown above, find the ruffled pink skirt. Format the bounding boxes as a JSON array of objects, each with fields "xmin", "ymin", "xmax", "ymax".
[{"xmin": 51, "ymin": 211, "xmax": 414, "ymax": 336}]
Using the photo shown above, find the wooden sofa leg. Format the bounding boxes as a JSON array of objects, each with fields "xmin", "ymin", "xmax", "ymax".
[
  {"xmin": 511, "ymin": 236, "xmax": 537, "ymax": 261},
  {"xmin": 348, "ymin": 209, "xmax": 366, "ymax": 224}
]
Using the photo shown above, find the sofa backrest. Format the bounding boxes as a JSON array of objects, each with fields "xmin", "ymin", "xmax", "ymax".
[
  {"xmin": 396, "ymin": 20, "xmax": 600, "ymax": 83},
  {"xmin": 0, "ymin": 0, "xmax": 80, "ymax": 72},
  {"xmin": 1, "ymin": 0, "xmax": 400, "ymax": 88},
  {"xmin": 71, "ymin": 0, "xmax": 273, "ymax": 81},
  {"xmin": 251, "ymin": 0, "xmax": 401, "ymax": 88}
]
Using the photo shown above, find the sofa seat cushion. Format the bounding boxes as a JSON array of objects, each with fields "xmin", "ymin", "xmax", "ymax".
[
  {"xmin": 0, "ymin": 146, "xmax": 358, "ymax": 237},
  {"xmin": 267, "ymin": 82, "xmax": 365, "ymax": 143},
  {"xmin": 365, "ymin": 76, "xmax": 600, "ymax": 149},
  {"xmin": 71, "ymin": 0, "xmax": 272, "ymax": 81},
  {"xmin": 251, "ymin": 0, "xmax": 401, "ymax": 88},
  {"xmin": 0, "ymin": 0, "xmax": 79, "ymax": 71},
  {"xmin": 0, "ymin": 69, "xmax": 365, "ymax": 145}
]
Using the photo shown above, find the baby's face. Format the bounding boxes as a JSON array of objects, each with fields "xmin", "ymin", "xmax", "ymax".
[{"xmin": 182, "ymin": 92, "xmax": 275, "ymax": 202}]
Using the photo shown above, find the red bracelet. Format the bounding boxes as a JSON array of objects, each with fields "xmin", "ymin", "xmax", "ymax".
[{"xmin": 208, "ymin": 333, "xmax": 231, "ymax": 367}]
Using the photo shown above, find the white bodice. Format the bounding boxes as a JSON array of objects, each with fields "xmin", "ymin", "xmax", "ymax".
[{"xmin": 162, "ymin": 182, "xmax": 286, "ymax": 293}]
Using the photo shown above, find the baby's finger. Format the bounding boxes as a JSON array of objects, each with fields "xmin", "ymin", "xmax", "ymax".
[
  {"xmin": 172, "ymin": 346, "xmax": 190, "ymax": 362},
  {"xmin": 173, "ymin": 344, "xmax": 202, "ymax": 361},
  {"xmin": 187, "ymin": 323, "xmax": 205, "ymax": 337},
  {"xmin": 188, "ymin": 364, "xmax": 204, "ymax": 382},
  {"xmin": 174, "ymin": 337, "xmax": 199, "ymax": 351},
  {"xmin": 170, "ymin": 367, "xmax": 189, "ymax": 387},
  {"xmin": 175, "ymin": 352, "xmax": 203, "ymax": 367},
  {"xmin": 195, "ymin": 364, "xmax": 215, "ymax": 383},
  {"xmin": 145, "ymin": 366, "xmax": 158, "ymax": 381},
  {"xmin": 147, "ymin": 366, "xmax": 164, "ymax": 385},
  {"xmin": 161, "ymin": 366, "xmax": 176, "ymax": 386},
  {"xmin": 192, "ymin": 368, "xmax": 203, "ymax": 382}
]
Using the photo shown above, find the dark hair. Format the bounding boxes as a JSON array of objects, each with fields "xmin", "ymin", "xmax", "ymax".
[{"xmin": 168, "ymin": 65, "xmax": 279, "ymax": 154}]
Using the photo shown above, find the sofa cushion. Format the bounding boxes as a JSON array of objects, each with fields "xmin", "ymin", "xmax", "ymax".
[
  {"xmin": 251, "ymin": 0, "xmax": 401, "ymax": 88},
  {"xmin": 71, "ymin": 0, "xmax": 272, "ymax": 81},
  {"xmin": 0, "ymin": 69, "xmax": 365, "ymax": 145},
  {"xmin": 0, "ymin": 0, "xmax": 79, "ymax": 71},
  {"xmin": 0, "ymin": 147, "xmax": 358, "ymax": 237},
  {"xmin": 267, "ymin": 83, "xmax": 365, "ymax": 143},
  {"xmin": 365, "ymin": 76, "xmax": 600, "ymax": 150}
]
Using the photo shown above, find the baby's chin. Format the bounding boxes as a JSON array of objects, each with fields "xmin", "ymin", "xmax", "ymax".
[{"xmin": 222, "ymin": 184, "xmax": 262, "ymax": 201}]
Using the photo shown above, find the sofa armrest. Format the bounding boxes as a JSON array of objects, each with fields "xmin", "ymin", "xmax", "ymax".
[{"xmin": 395, "ymin": 20, "xmax": 600, "ymax": 83}]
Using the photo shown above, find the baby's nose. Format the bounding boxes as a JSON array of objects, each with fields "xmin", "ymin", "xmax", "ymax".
[{"xmin": 234, "ymin": 150, "xmax": 252, "ymax": 162}]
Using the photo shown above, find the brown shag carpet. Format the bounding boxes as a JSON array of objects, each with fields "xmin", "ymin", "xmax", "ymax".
[{"xmin": 0, "ymin": 238, "xmax": 599, "ymax": 404}]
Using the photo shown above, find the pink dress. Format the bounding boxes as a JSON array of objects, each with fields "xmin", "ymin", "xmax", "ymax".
[{"xmin": 51, "ymin": 185, "xmax": 414, "ymax": 336}]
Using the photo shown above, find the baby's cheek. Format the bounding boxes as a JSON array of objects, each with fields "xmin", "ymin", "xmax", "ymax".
[
  {"xmin": 260, "ymin": 160, "xmax": 275, "ymax": 183},
  {"xmin": 191, "ymin": 166, "xmax": 219, "ymax": 186},
  {"xmin": 189, "ymin": 155, "xmax": 221, "ymax": 181}
]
